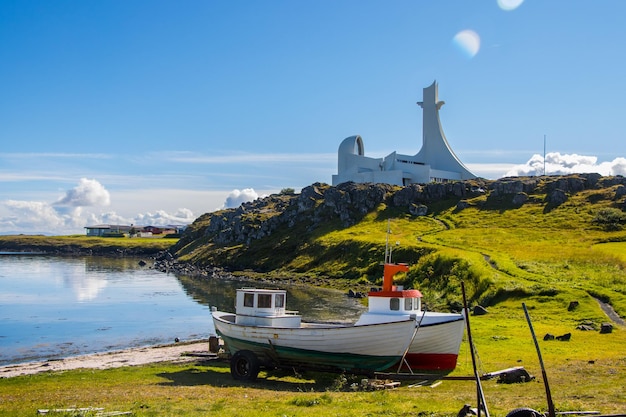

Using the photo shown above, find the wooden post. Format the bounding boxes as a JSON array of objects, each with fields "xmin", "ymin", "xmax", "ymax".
[
  {"xmin": 461, "ymin": 281, "xmax": 489, "ymax": 417},
  {"xmin": 523, "ymin": 303, "xmax": 556, "ymax": 417}
]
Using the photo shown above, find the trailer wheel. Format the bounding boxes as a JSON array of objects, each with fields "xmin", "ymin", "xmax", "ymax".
[
  {"xmin": 506, "ymin": 408, "xmax": 543, "ymax": 417},
  {"xmin": 230, "ymin": 350, "xmax": 260, "ymax": 381}
]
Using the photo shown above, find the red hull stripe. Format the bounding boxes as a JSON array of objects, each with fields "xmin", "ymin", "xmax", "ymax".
[{"xmin": 398, "ymin": 353, "xmax": 459, "ymax": 372}]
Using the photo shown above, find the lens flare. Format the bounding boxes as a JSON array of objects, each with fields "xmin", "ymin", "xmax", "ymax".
[
  {"xmin": 453, "ymin": 30, "xmax": 480, "ymax": 58},
  {"xmin": 497, "ymin": 0, "xmax": 524, "ymax": 11}
]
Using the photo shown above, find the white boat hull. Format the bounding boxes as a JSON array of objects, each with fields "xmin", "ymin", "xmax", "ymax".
[
  {"xmin": 402, "ymin": 313, "xmax": 465, "ymax": 372},
  {"xmin": 212, "ymin": 311, "xmax": 416, "ymax": 373},
  {"xmin": 356, "ymin": 311, "xmax": 465, "ymax": 373}
]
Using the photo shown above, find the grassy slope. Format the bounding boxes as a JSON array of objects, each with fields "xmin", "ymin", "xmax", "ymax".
[{"xmin": 197, "ymin": 183, "xmax": 625, "ymax": 324}]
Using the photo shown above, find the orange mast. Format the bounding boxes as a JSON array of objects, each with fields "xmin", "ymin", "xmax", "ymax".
[{"xmin": 382, "ymin": 263, "xmax": 409, "ymax": 292}]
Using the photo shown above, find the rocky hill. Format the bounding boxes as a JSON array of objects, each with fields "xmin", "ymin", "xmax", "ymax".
[{"xmin": 171, "ymin": 174, "xmax": 626, "ymax": 273}]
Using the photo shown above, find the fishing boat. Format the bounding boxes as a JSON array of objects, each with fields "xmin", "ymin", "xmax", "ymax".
[
  {"xmin": 212, "ymin": 288, "xmax": 417, "ymax": 380},
  {"xmin": 353, "ymin": 222, "xmax": 465, "ymax": 374},
  {"xmin": 355, "ymin": 261, "xmax": 465, "ymax": 373}
]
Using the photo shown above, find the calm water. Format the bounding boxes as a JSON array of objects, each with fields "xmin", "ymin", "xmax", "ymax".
[{"xmin": 0, "ymin": 255, "xmax": 364, "ymax": 366}]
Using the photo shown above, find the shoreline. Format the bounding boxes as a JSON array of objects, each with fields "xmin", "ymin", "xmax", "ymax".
[{"xmin": 0, "ymin": 339, "xmax": 213, "ymax": 379}]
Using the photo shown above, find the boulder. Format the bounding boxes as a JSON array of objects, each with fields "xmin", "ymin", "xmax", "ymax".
[
  {"xmin": 497, "ymin": 367, "xmax": 534, "ymax": 384},
  {"xmin": 600, "ymin": 322, "xmax": 613, "ymax": 334},
  {"xmin": 556, "ymin": 333, "xmax": 571, "ymax": 341},
  {"xmin": 567, "ymin": 301, "xmax": 579, "ymax": 311},
  {"xmin": 512, "ymin": 192, "xmax": 528, "ymax": 206},
  {"xmin": 546, "ymin": 189, "xmax": 568, "ymax": 206},
  {"xmin": 490, "ymin": 178, "xmax": 538, "ymax": 196},
  {"xmin": 409, "ymin": 203, "xmax": 428, "ymax": 216},
  {"xmin": 456, "ymin": 200, "xmax": 471, "ymax": 210}
]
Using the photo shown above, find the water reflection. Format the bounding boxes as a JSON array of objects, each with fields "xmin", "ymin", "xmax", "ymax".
[
  {"xmin": 0, "ymin": 256, "xmax": 366, "ymax": 366},
  {"xmin": 68, "ymin": 276, "xmax": 108, "ymax": 301},
  {"xmin": 0, "ymin": 256, "xmax": 209, "ymax": 365}
]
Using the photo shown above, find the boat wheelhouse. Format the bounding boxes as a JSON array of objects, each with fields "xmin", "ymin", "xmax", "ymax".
[{"xmin": 233, "ymin": 288, "xmax": 301, "ymax": 327}]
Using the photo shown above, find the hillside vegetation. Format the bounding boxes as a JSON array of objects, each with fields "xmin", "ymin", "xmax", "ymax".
[{"xmin": 173, "ymin": 174, "xmax": 626, "ymax": 322}]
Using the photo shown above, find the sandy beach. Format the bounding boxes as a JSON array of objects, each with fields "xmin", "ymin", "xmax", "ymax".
[{"xmin": 0, "ymin": 340, "xmax": 214, "ymax": 378}]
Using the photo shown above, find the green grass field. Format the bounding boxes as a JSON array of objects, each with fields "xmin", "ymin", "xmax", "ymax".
[{"xmin": 2, "ymin": 319, "xmax": 624, "ymax": 417}]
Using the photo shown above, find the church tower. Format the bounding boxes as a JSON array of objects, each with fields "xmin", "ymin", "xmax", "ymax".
[{"xmin": 414, "ymin": 81, "xmax": 475, "ymax": 181}]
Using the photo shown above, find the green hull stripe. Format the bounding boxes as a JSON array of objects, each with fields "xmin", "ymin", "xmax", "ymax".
[{"xmin": 218, "ymin": 333, "xmax": 401, "ymax": 372}]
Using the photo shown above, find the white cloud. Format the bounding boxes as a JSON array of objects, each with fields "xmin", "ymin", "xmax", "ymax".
[
  {"xmin": 133, "ymin": 208, "xmax": 196, "ymax": 226},
  {"xmin": 3, "ymin": 200, "xmax": 68, "ymax": 230},
  {"xmin": 86, "ymin": 211, "xmax": 133, "ymax": 226},
  {"xmin": 505, "ymin": 152, "xmax": 626, "ymax": 177},
  {"xmin": 54, "ymin": 178, "xmax": 111, "ymax": 207},
  {"xmin": 84, "ymin": 208, "xmax": 196, "ymax": 228},
  {"xmin": 0, "ymin": 179, "xmax": 198, "ymax": 235},
  {"xmin": 223, "ymin": 188, "xmax": 259, "ymax": 209}
]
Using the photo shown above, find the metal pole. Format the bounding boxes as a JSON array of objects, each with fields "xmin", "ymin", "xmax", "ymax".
[
  {"xmin": 523, "ymin": 303, "xmax": 556, "ymax": 417},
  {"xmin": 543, "ymin": 135, "xmax": 546, "ymax": 176}
]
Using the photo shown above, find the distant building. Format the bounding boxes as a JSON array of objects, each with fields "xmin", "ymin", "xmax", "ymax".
[
  {"xmin": 84, "ymin": 224, "xmax": 134, "ymax": 237},
  {"xmin": 332, "ymin": 81, "xmax": 476, "ymax": 186},
  {"xmin": 84, "ymin": 224, "xmax": 187, "ymax": 237}
]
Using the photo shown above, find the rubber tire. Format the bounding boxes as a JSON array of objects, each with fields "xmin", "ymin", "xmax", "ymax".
[
  {"xmin": 230, "ymin": 350, "xmax": 260, "ymax": 381},
  {"xmin": 506, "ymin": 408, "xmax": 543, "ymax": 417}
]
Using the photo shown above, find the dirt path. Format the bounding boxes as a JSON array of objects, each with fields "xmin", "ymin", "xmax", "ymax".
[
  {"xmin": 595, "ymin": 298, "xmax": 626, "ymax": 326},
  {"xmin": 0, "ymin": 340, "xmax": 213, "ymax": 378}
]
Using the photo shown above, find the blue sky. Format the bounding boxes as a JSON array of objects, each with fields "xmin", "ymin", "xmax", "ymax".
[{"xmin": 1, "ymin": 0, "xmax": 626, "ymax": 234}]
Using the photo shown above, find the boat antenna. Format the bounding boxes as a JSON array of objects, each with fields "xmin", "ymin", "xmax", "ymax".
[
  {"xmin": 385, "ymin": 220, "xmax": 391, "ymax": 264},
  {"xmin": 384, "ymin": 220, "xmax": 399, "ymax": 264}
]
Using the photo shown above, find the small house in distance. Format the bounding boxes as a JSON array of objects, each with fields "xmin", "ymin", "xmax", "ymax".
[
  {"xmin": 84, "ymin": 224, "xmax": 187, "ymax": 237},
  {"xmin": 84, "ymin": 224, "xmax": 133, "ymax": 237}
]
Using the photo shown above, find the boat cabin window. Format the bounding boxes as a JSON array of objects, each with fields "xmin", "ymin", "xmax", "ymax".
[
  {"xmin": 405, "ymin": 297, "xmax": 413, "ymax": 311},
  {"xmin": 275, "ymin": 293, "xmax": 285, "ymax": 308},
  {"xmin": 243, "ymin": 293, "xmax": 254, "ymax": 307},
  {"xmin": 390, "ymin": 298, "xmax": 400, "ymax": 311},
  {"xmin": 258, "ymin": 293, "xmax": 272, "ymax": 308}
]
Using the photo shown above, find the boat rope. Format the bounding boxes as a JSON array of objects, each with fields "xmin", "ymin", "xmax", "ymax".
[
  {"xmin": 396, "ymin": 308, "xmax": 427, "ymax": 374},
  {"xmin": 472, "ymin": 340, "xmax": 486, "ymax": 376}
]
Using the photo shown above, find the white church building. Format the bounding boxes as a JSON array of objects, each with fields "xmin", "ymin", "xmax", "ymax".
[{"xmin": 331, "ymin": 81, "xmax": 476, "ymax": 186}]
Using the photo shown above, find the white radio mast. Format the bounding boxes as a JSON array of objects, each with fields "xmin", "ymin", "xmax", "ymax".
[{"xmin": 543, "ymin": 134, "xmax": 546, "ymax": 176}]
